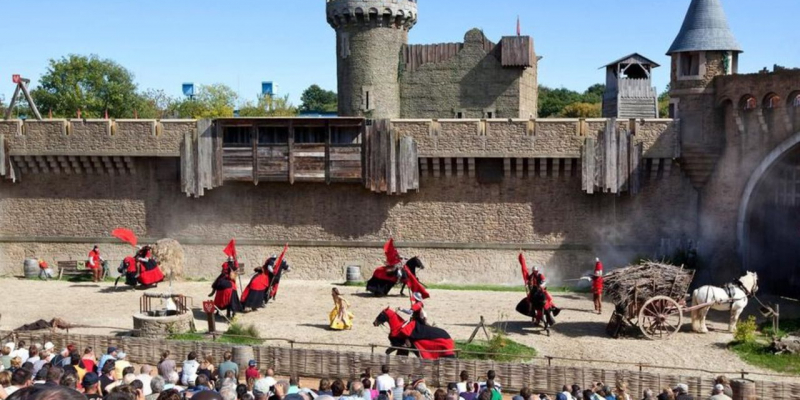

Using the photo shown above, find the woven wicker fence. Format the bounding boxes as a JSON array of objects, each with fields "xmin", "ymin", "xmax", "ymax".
[{"xmin": 4, "ymin": 331, "xmax": 799, "ymax": 400}]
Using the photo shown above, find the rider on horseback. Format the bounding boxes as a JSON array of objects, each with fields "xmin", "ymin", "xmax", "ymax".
[{"xmin": 400, "ymin": 292, "xmax": 427, "ymax": 326}]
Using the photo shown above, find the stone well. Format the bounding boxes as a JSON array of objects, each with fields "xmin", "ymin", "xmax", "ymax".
[{"xmin": 132, "ymin": 293, "xmax": 194, "ymax": 338}]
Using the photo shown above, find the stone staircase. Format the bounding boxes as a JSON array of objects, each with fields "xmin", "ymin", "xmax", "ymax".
[
  {"xmin": 619, "ymin": 97, "xmax": 658, "ymax": 119},
  {"xmin": 680, "ymin": 145, "xmax": 722, "ymax": 188}
]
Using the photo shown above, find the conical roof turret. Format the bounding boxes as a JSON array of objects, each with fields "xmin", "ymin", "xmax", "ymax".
[{"xmin": 667, "ymin": 0, "xmax": 742, "ymax": 55}]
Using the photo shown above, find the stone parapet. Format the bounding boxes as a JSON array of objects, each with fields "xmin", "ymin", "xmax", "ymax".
[
  {"xmin": 0, "ymin": 119, "xmax": 193, "ymax": 157},
  {"xmin": 391, "ymin": 118, "xmax": 680, "ymax": 159}
]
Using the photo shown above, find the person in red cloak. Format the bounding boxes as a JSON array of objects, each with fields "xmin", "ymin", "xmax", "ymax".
[
  {"xmin": 591, "ymin": 258, "xmax": 604, "ymax": 314},
  {"xmin": 114, "ymin": 255, "xmax": 138, "ymax": 288},
  {"xmin": 136, "ymin": 246, "xmax": 164, "ymax": 287},
  {"xmin": 86, "ymin": 245, "xmax": 104, "ymax": 283},
  {"xmin": 241, "ymin": 257, "xmax": 270, "ymax": 311},
  {"xmin": 210, "ymin": 265, "xmax": 242, "ymax": 318},
  {"xmin": 400, "ymin": 292, "xmax": 428, "ymax": 326}
]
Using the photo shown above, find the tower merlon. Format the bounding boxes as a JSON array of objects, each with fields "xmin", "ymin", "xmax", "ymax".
[{"xmin": 327, "ymin": 0, "xmax": 418, "ymax": 30}]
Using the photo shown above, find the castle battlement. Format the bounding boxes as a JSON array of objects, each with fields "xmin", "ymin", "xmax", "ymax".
[{"xmin": 326, "ymin": 0, "xmax": 417, "ymax": 30}]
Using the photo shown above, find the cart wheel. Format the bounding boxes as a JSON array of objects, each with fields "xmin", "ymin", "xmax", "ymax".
[{"xmin": 638, "ymin": 296, "xmax": 683, "ymax": 340}]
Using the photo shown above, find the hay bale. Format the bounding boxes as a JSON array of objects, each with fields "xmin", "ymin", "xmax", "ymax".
[
  {"xmin": 152, "ymin": 239, "xmax": 185, "ymax": 278},
  {"xmin": 603, "ymin": 261, "xmax": 694, "ymax": 309}
]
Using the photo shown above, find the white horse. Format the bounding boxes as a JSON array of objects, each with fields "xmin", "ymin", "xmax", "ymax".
[{"xmin": 691, "ymin": 272, "xmax": 759, "ymax": 333}]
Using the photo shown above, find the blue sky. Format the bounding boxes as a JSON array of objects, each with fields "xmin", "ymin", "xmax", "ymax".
[{"xmin": 2, "ymin": 0, "xmax": 798, "ymax": 107}]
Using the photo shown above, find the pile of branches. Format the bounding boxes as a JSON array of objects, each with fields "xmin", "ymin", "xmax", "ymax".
[{"xmin": 603, "ymin": 261, "xmax": 694, "ymax": 309}]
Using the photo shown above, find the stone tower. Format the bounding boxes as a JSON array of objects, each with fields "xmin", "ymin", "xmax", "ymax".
[
  {"xmin": 327, "ymin": 0, "xmax": 418, "ymax": 119},
  {"xmin": 667, "ymin": 0, "xmax": 742, "ymax": 188}
]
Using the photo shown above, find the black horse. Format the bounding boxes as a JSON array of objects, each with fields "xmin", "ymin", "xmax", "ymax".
[
  {"xmin": 399, "ymin": 257, "xmax": 426, "ymax": 296},
  {"xmin": 515, "ymin": 286, "xmax": 557, "ymax": 335}
]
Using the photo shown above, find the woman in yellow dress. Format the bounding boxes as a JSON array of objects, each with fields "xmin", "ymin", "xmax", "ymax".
[{"xmin": 329, "ymin": 288, "xmax": 354, "ymax": 330}]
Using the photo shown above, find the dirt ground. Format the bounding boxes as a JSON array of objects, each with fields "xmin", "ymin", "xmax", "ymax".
[{"xmin": 0, "ymin": 278, "xmax": 797, "ymax": 382}]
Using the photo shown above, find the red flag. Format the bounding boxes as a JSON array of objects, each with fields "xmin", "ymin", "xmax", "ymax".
[
  {"xmin": 516, "ymin": 16, "xmax": 521, "ymax": 36},
  {"xmin": 384, "ymin": 238, "xmax": 401, "ymax": 265},
  {"xmin": 223, "ymin": 239, "xmax": 237, "ymax": 259},
  {"xmin": 519, "ymin": 253, "xmax": 529, "ymax": 285},
  {"xmin": 403, "ymin": 265, "xmax": 429, "ymax": 299},
  {"xmin": 111, "ymin": 228, "xmax": 138, "ymax": 247},
  {"xmin": 273, "ymin": 244, "xmax": 289, "ymax": 276}
]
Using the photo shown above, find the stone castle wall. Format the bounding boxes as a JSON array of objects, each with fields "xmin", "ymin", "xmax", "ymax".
[
  {"xmin": 0, "ymin": 154, "xmax": 697, "ymax": 283},
  {"xmin": 399, "ymin": 30, "xmax": 533, "ymax": 119}
]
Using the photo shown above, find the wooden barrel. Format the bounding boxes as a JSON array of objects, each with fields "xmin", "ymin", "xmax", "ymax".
[
  {"xmin": 232, "ymin": 346, "xmax": 254, "ymax": 378},
  {"xmin": 23, "ymin": 259, "xmax": 39, "ymax": 279},
  {"xmin": 346, "ymin": 265, "xmax": 362, "ymax": 283},
  {"xmin": 731, "ymin": 379, "xmax": 756, "ymax": 400}
]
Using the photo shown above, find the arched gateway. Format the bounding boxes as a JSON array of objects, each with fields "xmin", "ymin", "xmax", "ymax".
[{"xmin": 738, "ymin": 131, "xmax": 800, "ymax": 295}]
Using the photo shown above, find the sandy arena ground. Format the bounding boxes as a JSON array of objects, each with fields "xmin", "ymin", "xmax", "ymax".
[{"xmin": 0, "ymin": 278, "xmax": 797, "ymax": 382}]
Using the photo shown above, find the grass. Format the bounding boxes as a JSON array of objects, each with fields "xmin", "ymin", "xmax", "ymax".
[
  {"xmin": 728, "ymin": 317, "xmax": 800, "ymax": 375},
  {"xmin": 761, "ymin": 318, "xmax": 800, "ymax": 339},
  {"xmin": 455, "ymin": 333, "xmax": 537, "ymax": 362},
  {"xmin": 730, "ymin": 341, "xmax": 800, "ymax": 375},
  {"xmin": 344, "ymin": 281, "xmax": 583, "ymax": 293},
  {"xmin": 169, "ymin": 322, "xmax": 264, "ymax": 346}
]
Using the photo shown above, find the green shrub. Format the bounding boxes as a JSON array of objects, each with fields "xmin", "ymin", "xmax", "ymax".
[{"xmin": 734, "ymin": 316, "xmax": 758, "ymax": 344}]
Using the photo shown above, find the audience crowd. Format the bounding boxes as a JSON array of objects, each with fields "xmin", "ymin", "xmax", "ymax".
[{"xmin": 0, "ymin": 341, "xmax": 735, "ymax": 400}]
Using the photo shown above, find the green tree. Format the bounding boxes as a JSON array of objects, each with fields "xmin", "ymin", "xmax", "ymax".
[
  {"xmin": 239, "ymin": 94, "xmax": 298, "ymax": 117},
  {"xmin": 658, "ymin": 84, "xmax": 671, "ymax": 118},
  {"xmin": 138, "ymin": 89, "xmax": 178, "ymax": 119},
  {"xmin": 300, "ymin": 84, "xmax": 337, "ymax": 113},
  {"xmin": 31, "ymin": 54, "xmax": 144, "ymax": 118},
  {"xmin": 538, "ymin": 86, "xmax": 583, "ymax": 118},
  {"xmin": 558, "ymin": 102, "xmax": 602, "ymax": 118},
  {"xmin": 173, "ymin": 84, "xmax": 238, "ymax": 118},
  {"xmin": 582, "ymin": 84, "xmax": 606, "ymax": 104}
]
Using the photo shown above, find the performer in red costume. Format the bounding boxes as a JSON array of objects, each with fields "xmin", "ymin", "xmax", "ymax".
[
  {"xmin": 86, "ymin": 245, "xmax": 104, "ymax": 283},
  {"xmin": 591, "ymin": 258, "xmax": 604, "ymax": 314},
  {"xmin": 136, "ymin": 246, "xmax": 164, "ymax": 287}
]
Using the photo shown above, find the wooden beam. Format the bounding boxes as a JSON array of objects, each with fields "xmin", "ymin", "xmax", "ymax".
[
  {"xmin": 325, "ymin": 121, "xmax": 331, "ymax": 185},
  {"xmin": 3, "ymin": 85, "xmax": 21, "ymax": 120},
  {"xmin": 288, "ymin": 120, "xmax": 295, "ymax": 184},
  {"xmin": 467, "ymin": 158, "xmax": 475, "ymax": 178},
  {"xmin": 252, "ymin": 124, "xmax": 259, "ymax": 185}
]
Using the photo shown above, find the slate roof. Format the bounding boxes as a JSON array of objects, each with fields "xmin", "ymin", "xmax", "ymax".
[{"xmin": 667, "ymin": 0, "xmax": 742, "ymax": 55}]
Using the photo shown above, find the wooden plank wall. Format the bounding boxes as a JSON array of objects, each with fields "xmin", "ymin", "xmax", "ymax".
[
  {"xmin": 500, "ymin": 36, "xmax": 535, "ymax": 67},
  {"xmin": 402, "ymin": 43, "xmax": 465, "ymax": 72},
  {"xmin": 365, "ymin": 119, "xmax": 419, "ymax": 195},
  {"xmin": 181, "ymin": 120, "xmax": 224, "ymax": 197},
  {"xmin": 582, "ymin": 119, "xmax": 643, "ymax": 195}
]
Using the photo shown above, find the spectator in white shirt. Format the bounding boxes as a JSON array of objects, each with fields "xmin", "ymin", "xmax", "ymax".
[
  {"xmin": 375, "ymin": 365, "xmax": 395, "ymax": 393},
  {"xmin": 181, "ymin": 352, "xmax": 200, "ymax": 386}
]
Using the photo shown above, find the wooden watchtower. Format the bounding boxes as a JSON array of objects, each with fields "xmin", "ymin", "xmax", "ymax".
[{"xmin": 601, "ymin": 53, "xmax": 660, "ymax": 119}]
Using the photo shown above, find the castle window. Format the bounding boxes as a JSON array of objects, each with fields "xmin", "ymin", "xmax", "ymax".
[
  {"xmin": 764, "ymin": 94, "xmax": 781, "ymax": 110},
  {"xmin": 680, "ymin": 52, "xmax": 700, "ymax": 77},
  {"xmin": 456, "ymin": 112, "xmax": 464, "ymax": 119},
  {"xmin": 223, "ymin": 127, "xmax": 251, "ymax": 148},
  {"xmin": 742, "ymin": 96, "xmax": 757, "ymax": 111},
  {"xmin": 258, "ymin": 126, "xmax": 289, "ymax": 144},
  {"xmin": 365, "ymin": 91, "xmax": 370, "ymax": 111},
  {"xmin": 294, "ymin": 126, "xmax": 326, "ymax": 144},
  {"xmin": 475, "ymin": 158, "xmax": 504, "ymax": 184}
]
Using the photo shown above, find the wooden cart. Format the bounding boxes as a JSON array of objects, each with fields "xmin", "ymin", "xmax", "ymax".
[{"xmin": 606, "ymin": 269, "xmax": 697, "ymax": 340}]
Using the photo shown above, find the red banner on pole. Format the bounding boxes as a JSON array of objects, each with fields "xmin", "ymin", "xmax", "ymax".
[{"xmin": 223, "ymin": 239, "xmax": 237, "ymax": 258}]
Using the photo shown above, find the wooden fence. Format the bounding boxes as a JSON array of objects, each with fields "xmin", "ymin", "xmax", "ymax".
[
  {"xmin": 582, "ymin": 118, "xmax": 643, "ymax": 195},
  {"xmin": 364, "ymin": 120, "xmax": 419, "ymax": 195},
  {"xmin": 3, "ymin": 330, "xmax": 798, "ymax": 400}
]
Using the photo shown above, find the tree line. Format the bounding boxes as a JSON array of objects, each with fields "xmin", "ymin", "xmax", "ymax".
[{"xmin": 2, "ymin": 54, "xmax": 668, "ymax": 119}]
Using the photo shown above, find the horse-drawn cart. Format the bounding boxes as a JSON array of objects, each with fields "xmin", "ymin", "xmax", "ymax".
[{"xmin": 604, "ymin": 262, "xmax": 698, "ymax": 340}]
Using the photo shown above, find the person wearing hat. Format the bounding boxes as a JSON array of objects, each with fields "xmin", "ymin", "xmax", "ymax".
[
  {"xmin": 399, "ymin": 292, "xmax": 427, "ymax": 326},
  {"xmin": 253, "ymin": 377, "xmax": 274, "ymax": 400},
  {"xmin": 246, "ymin": 360, "xmax": 261, "ymax": 380},
  {"xmin": 708, "ymin": 385, "xmax": 731, "ymax": 400},
  {"xmin": 591, "ymin": 259, "xmax": 604, "ymax": 314},
  {"xmin": 83, "ymin": 372, "xmax": 103, "ymax": 399},
  {"xmin": 98, "ymin": 347, "xmax": 117, "ymax": 372},
  {"xmin": 673, "ymin": 384, "xmax": 693, "ymax": 400}
]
